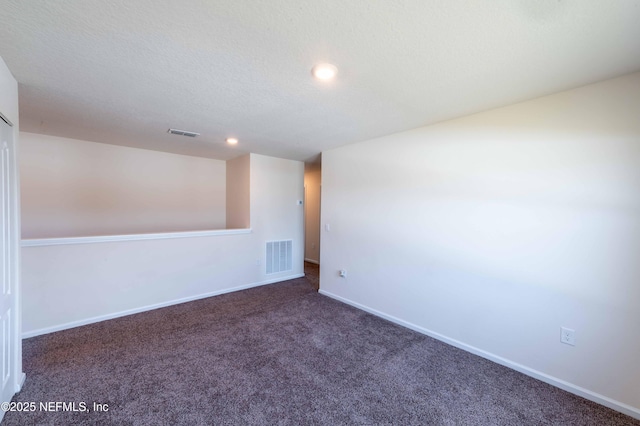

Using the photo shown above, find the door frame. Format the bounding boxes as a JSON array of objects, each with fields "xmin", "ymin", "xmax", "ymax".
[{"xmin": 0, "ymin": 110, "xmax": 25, "ymax": 421}]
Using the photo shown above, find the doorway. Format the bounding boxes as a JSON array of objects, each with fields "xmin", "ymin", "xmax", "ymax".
[{"xmin": 303, "ymin": 161, "xmax": 321, "ymax": 290}]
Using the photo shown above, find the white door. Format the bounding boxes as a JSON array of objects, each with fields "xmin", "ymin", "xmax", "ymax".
[{"xmin": 0, "ymin": 116, "xmax": 16, "ymax": 409}]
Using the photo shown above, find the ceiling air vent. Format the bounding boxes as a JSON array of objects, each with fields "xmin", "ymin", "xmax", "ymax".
[{"xmin": 167, "ymin": 128, "xmax": 200, "ymax": 137}]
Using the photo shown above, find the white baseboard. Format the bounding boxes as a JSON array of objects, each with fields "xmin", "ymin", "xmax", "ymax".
[
  {"xmin": 22, "ymin": 273, "xmax": 304, "ymax": 339},
  {"xmin": 304, "ymin": 258, "xmax": 319, "ymax": 264},
  {"xmin": 1, "ymin": 374, "xmax": 26, "ymax": 423},
  {"xmin": 319, "ymin": 289, "xmax": 640, "ymax": 421},
  {"xmin": 16, "ymin": 372, "xmax": 26, "ymax": 392}
]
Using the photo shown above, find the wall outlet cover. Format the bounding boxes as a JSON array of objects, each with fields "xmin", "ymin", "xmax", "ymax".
[{"xmin": 561, "ymin": 327, "xmax": 576, "ymax": 346}]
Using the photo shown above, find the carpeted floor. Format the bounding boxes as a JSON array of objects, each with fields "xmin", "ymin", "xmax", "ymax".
[
  {"xmin": 4, "ymin": 263, "xmax": 638, "ymax": 425},
  {"xmin": 304, "ymin": 261, "xmax": 319, "ymax": 291}
]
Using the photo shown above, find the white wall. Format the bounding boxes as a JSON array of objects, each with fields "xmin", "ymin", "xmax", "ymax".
[
  {"xmin": 20, "ymin": 133, "xmax": 226, "ymax": 238},
  {"xmin": 226, "ymin": 154, "xmax": 250, "ymax": 229},
  {"xmin": 320, "ymin": 72, "xmax": 640, "ymax": 417},
  {"xmin": 251, "ymin": 154, "xmax": 305, "ymax": 246},
  {"xmin": 22, "ymin": 153, "xmax": 304, "ymax": 336},
  {"xmin": 304, "ymin": 162, "xmax": 321, "ymax": 263},
  {"xmin": 0, "ymin": 59, "xmax": 18, "ymax": 128}
]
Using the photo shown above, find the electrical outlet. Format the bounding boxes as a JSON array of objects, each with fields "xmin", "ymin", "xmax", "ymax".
[{"xmin": 560, "ymin": 327, "xmax": 576, "ymax": 346}]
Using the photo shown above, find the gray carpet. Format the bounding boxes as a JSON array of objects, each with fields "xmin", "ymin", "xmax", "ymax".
[
  {"xmin": 4, "ymin": 263, "xmax": 638, "ymax": 425},
  {"xmin": 304, "ymin": 261, "xmax": 319, "ymax": 291}
]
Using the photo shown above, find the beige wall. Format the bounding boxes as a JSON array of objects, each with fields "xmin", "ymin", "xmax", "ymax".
[
  {"xmin": 304, "ymin": 162, "xmax": 321, "ymax": 263},
  {"xmin": 22, "ymin": 153, "xmax": 305, "ymax": 336},
  {"xmin": 226, "ymin": 154, "xmax": 250, "ymax": 229},
  {"xmin": 20, "ymin": 133, "xmax": 226, "ymax": 238},
  {"xmin": 320, "ymin": 72, "xmax": 640, "ymax": 416}
]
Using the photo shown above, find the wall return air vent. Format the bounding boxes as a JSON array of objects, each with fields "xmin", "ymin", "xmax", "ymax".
[
  {"xmin": 266, "ymin": 240, "xmax": 293, "ymax": 274},
  {"xmin": 167, "ymin": 128, "xmax": 200, "ymax": 137}
]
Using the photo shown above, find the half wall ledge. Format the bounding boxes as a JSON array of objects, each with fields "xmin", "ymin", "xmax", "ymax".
[{"xmin": 21, "ymin": 228, "xmax": 252, "ymax": 247}]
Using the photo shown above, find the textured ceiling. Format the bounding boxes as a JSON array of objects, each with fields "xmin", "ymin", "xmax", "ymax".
[{"xmin": 1, "ymin": 1, "xmax": 639, "ymax": 162}]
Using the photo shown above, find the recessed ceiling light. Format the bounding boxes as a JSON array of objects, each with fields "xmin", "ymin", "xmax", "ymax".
[
  {"xmin": 311, "ymin": 63, "xmax": 338, "ymax": 80},
  {"xmin": 226, "ymin": 137, "xmax": 238, "ymax": 145}
]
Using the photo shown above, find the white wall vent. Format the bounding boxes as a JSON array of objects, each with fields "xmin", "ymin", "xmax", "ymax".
[{"xmin": 266, "ymin": 240, "xmax": 292, "ymax": 274}]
